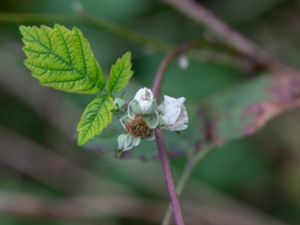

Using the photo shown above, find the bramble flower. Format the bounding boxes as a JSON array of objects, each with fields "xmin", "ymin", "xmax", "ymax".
[
  {"xmin": 116, "ymin": 89, "xmax": 188, "ymax": 153},
  {"xmin": 158, "ymin": 96, "xmax": 188, "ymax": 131},
  {"xmin": 117, "ymin": 88, "xmax": 158, "ymax": 153}
]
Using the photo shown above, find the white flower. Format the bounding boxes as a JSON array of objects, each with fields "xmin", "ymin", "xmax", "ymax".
[
  {"xmin": 158, "ymin": 95, "xmax": 188, "ymax": 131},
  {"xmin": 118, "ymin": 133, "xmax": 141, "ymax": 151},
  {"xmin": 133, "ymin": 87, "xmax": 156, "ymax": 114}
]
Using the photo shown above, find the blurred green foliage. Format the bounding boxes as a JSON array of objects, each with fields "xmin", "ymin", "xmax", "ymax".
[{"xmin": 1, "ymin": 0, "xmax": 300, "ymax": 224}]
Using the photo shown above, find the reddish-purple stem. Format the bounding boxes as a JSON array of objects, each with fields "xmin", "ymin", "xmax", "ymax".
[
  {"xmin": 152, "ymin": 40, "xmax": 228, "ymax": 99},
  {"xmin": 154, "ymin": 129, "xmax": 185, "ymax": 225},
  {"xmin": 152, "ymin": 40, "xmax": 236, "ymax": 225},
  {"xmin": 152, "ymin": 40, "xmax": 204, "ymax": 225}
]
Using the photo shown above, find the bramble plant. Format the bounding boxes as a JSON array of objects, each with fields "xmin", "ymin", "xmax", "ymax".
[
  {"xmin": 20, "ymin": 24, "xmax": 132, "ymax": 146},
  {"xmin": 4, "ymin": 0, "xmax": 300, "ymax": 224},
  {"xmin": 20, "ymin": 24, "xmax": 188, "ymax": 153},
  {"xmin": 20, "ymin": 24, "xmax": 188, "ymax": 225}
]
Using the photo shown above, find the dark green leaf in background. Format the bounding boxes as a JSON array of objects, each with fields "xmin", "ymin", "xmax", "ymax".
[{"xmin": 200, "ymin": 72, "xmax": 300, "ymax": 150}]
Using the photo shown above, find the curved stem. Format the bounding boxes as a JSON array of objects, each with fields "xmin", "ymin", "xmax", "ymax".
[
  {"xmin": 152, "ymin": 41, "xmax": 204, "ymax": 225},
  {"xmin": 152, "ymin": 40, "xmax": 219, "ymax": 225},
  {"xmin": 152, "ymin": 40, "xmax": 231, "ymax": 99},
  {"xmin": 154, "ymin": 129, "xmax": 185, "ymax": 225}
]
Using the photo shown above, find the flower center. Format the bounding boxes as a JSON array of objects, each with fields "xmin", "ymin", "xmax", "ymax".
[{"xmin": 125, "ymin": 116, "xmax": 152, "ymax": 138}]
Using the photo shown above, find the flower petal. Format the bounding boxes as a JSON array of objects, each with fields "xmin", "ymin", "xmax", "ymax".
[
  {"xmin": 166, "ymin": 105, "xmax": 188, "ymax": 131},
  {"xmin": 160, "ymin": 96, "xmax": 185, "ymax": 125}
]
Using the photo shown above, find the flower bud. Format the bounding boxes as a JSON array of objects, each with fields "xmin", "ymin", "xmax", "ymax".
[
  {"xmin": 133, "ymin": 87, "xmax": 156, "ymax": 114},
  {"xmin": 158, "ymin": 95, "xmax": 188, "ymax": 131}
]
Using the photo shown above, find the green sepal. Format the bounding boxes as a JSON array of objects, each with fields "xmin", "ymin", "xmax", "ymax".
[
  {"xmin": 118, "ymin": 133, "xmax": 141, "ymax": 151},
  {"xmin": 143, "ymin": 111, "xmax": 160, "ymax": 129},
  {"xmin": 128, "ymin": 99, "xmax": 142, "ymax": 119}
]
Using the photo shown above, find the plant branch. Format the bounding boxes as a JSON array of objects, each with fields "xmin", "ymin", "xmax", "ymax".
[
  {"xmin": 0, "ymin": 12, "xmax": 259, "ymax": 71},
  {"xmin": 154, "ymin": 129, "xmax": 185, "ymax": 225},
  {"xmin": 152, "ymin": 40, "xmax": 204, "ymax": 225},
  {"xmin": 156, "ymin": 1, "xmax": 300, "ymax": 224},
  {"xmin": 162, "ymin": 151, "xmax": 208, "ymax": 225},
  {"xmin": 152, "ymin": 40, "xmax": 228, "ymax": 100},
  {"xmin": 152, "ymin": 40, "xmax": 211, "ymax": 225},
  {"xmin": 0, "ymin": 12, "xmax": 173, "ymax": 51},
  {"xmin": 163, "ymin": 0, "xmax": 291, "ymax": 72}
]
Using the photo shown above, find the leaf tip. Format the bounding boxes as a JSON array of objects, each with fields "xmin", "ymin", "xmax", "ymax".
[
  {"xmin": 77, "ymin": 137, "xmax": 86, "ymax": 146},
  {"xmin": 19, "ymin": 25, "xmax": 29, "ymax": 35},
  {"xmin": 124, "ymin": 51, "xmax": 132, "ymax": 58}
]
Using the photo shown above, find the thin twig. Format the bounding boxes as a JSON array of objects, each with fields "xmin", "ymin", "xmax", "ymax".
[
  {"xmin": 152, "ymin": 40, "xmax": 224, "ymax": 100},
  {"xmin": 163, "ymin": 0, "xmax": 292, "ymax": 72},
  {"xmin": 0, "ymin": 12, "xmax": 259, "ymax": 70},
  {"xmin": 0, "ymin": 12, "xmax": 173, "ymax": 51}
]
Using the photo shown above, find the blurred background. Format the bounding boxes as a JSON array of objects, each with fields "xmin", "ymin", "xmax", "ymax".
[{"xmin": 1, "ymin": 0, "xmax": 300, "ymax": 224}]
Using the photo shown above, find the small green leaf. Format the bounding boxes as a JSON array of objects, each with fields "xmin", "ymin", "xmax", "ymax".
[
  {"xmin": 107, "ymin": 51, "xmax": 133, "ymax": 93},
  {"xmin": 77, "ymin": 95, "xmax": 114, "ymax": 145},
  {"xmin": 20, "ymin": 24, "xmax": 105, "ymax": 94}
]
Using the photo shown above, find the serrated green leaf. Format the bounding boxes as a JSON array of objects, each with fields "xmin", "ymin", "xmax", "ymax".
[
  {"xmin": 20, "ymin": 24, "xmax": 105, "ymax": 94},
  {"xmin": 77, "ymin": 95, "xmax": 114, "ymax": 145},
  {"xmin": 107, "ymin": 51, "xmax": 133, "ymax": 93}
]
